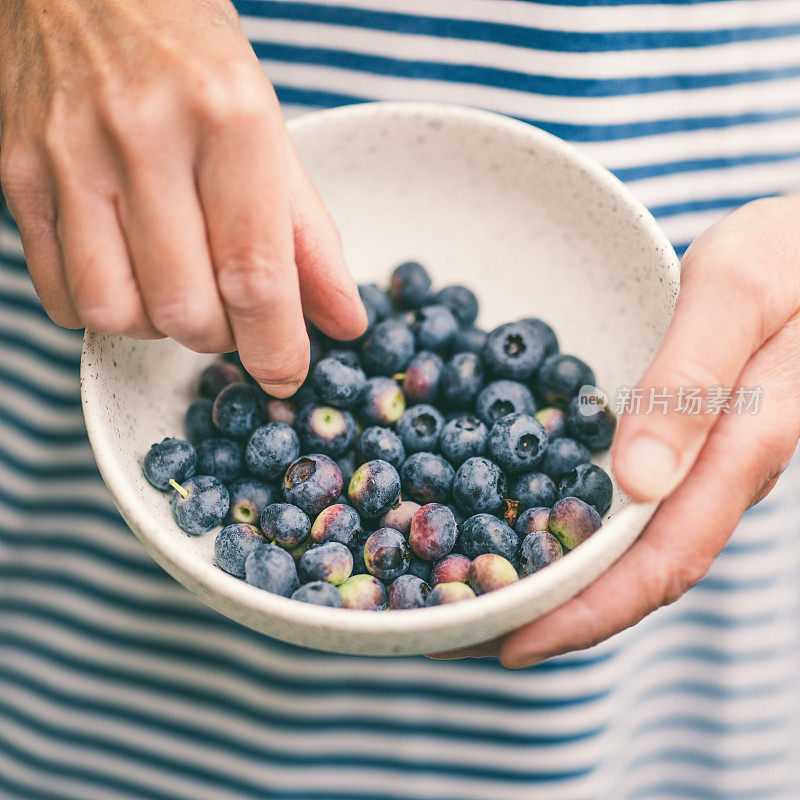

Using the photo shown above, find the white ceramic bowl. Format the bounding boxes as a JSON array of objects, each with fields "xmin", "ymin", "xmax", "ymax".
[{"xmin": 81, "ymin": 102, "xmax": 679, "ymax": 656}]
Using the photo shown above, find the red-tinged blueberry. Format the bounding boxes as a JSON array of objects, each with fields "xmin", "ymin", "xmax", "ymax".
[
  {"xmin": 475, "ymin": 380, "xmax": 536, "ymax": 427},
  {"xmin": 171, "ymin": 475, "xmax": 229, "ymax": 534},
  {"xmin": 409, "ymin": 503, "xmax": 457, "ymax": 560},
  {"xmin": 244, "ymin": 543, "xmax": 299, "ymax": 596},
  {"xmin": 245, "ymin": 422, "xmax": 300, "ymax": 480},
  {"xmin": 214, "ymin": 522, "xmax": 265, "ymax": 577},
  {"xmin": 396, "ymin": 404, "xmax": 444, "ymax": 453},
  {"xmin": 195, "ymin": 437, "xmax": 243, "ymax": 483},
  {"xmin": 507, "ymin": 471, "xmax": 557, "ymax": 511},
  {"xmin": 358, "ymin": 377, "xmax": 406, "ymax": 426},
  {"xmin": 282, "ymin": 454, "xmax": 344, "ymax": 518},
  {"xmin": 354, "ymin": 426, "xmax": 406, "ymax": 471},
  {"xmin": 311, "ymin": 503, "xmax": 362, "ymax": 546},
  {"xmin": 379, "ymin": 500, "xmax": 421, "ymax": 536},
  {"xmin": 184, "ymin": 399, "xmax": 216, "ymax": 446},
  {"xmin": 407, "ymin": 554, "xmax": 433, "ymax": 582},
  {"xmin": 482, "ymin": 322, "xmax": 546, "ymax": 381},
  {"xmin": 311, "ymin": 355, "xmax": 367, "ymax": 408},
  {"xmin": 453, "ymin": 457, "xmax": 506, "ymax": 515},
  {"xmin": 534, "ymin": 354, "xmax": 596, "ymax": 407},
  {"xmin": 298, "ymin": 541, "xmax": 353, "ymax": 585},
  {"xmin": 264, "ymin": 398, "xmax": 297, "ymax": 427},
  {"xmin": 389, "ymin": 261, "xmax": 431, "ymax": 309},
  {"xmin": 199, "ymin": 361, "xmax": 244, "ymax": 399},
  {"xmin": 431, "ymin": 553, "xmax": 471, "ymax": 586},
  {"xmin": 401, "ymin": 351, "xmax": 444, "ymax": 405},
  {"xmin": 439, "ymin": 414, "xmax": 488, "ymax": 468},
  {"xmin": 564, "ymin": 396, "xmax": 617, "ymax": 451},
  {"xmin": 487, "ymin": 413, "xmax": 547, "ymax": 474},
  {"xmin": 434, "ymin": 285, "xmax": 479, "ymax": 328},
  {"xmin": 212, "ymin": 382, "xmax": 262, "ymax": 439},
  {"xmin": 359, "ymin": 283, "xmax": 392, "ymax": 322},
  {"xmin": 541, "ymin": 437, "xmax": 591, "ymax": 482},
  {"xmin": 520, "ymin": 530, "xmax": 564, "ymax": 575},
  {"xmin": 467, "ymin": 553, "xmax": 518, "ymax": 595},
  {"xmin": 227, "ymin": 476, "xmax": 278, "ymax": 525},
  {"xmin": 339, "ymin": 573, "xmax": 388, "ymax": 610},
  {"xmin": 407, "ymin": 304, "xmax": 458, "ymax": 352},
  {"xmin": 143, "ymin": 437, "xmax": 197, "ymax": 491},
  {"xmin": 519, "ymin": 318, "xmax": 559, "ymax": 358},
  {"xmin": 260, "ymin": 502, "xmax": 311, "ymax": 549},
  {"xmin": 451, "ymin": 326, "xmax": 487, "ymax": 356},
  {"xmin": 348, "ymin": 459, "xmax": 401, "ymax": 518},
  {"xmin": 438, "ymin": 352, "xmax": 485, "ymax": 409},
  {"xmin": 549, "ymin": 496, "xmax": 601, "ymax": 550},
  {"xmin": 559, "ymin": 463, "xmax": 613, "ymax": 516},
  {"xmin": 291, "ymin": 581, "xmax": 344, "ymax": 607},
  {"xmin": 401, "ymin": 452, "xmax": 455, "ymax": 505},
  {"xmin": 535, "ymin": 407, "xmax": 567, "ymax": 439},
  {"xmin": 296, "ymin": 404, "xmax": 357, "ymax": 458},
  {"xmin": 364, "ymin": 527, "xmax": 411, "ymax": 581},
  {"xmin": 458, "ymin": 513, "xmax": 519, "ymax": 563},
  {"xmin": 425, "ymin": 582, "xmax": 476, "ymax": 606},
  {"xmin": 360, "ymin": 318, "xmax": 415, "ymax": 376},
  {"xmin": 388, "ymin": 574, "xmax": 431, "ymax": 609},
  {"xmin": 515, "ymin": 506, "xmax": 551, "ymax": 536}
]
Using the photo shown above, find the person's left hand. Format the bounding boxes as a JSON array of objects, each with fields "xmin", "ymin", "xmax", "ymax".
[{"xmin": 431, "ymin": 195, "xmax": 800, "ymax": 669}]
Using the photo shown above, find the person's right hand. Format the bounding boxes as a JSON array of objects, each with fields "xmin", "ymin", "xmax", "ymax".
[{"xmin": 0, "ymin": 0, "xmax": 366, "ymax": 396}]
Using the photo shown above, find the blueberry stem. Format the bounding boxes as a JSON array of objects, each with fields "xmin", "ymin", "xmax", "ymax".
[{"xmin": 169, "ymin": 479, "xmax": 190, "ymax": 499}]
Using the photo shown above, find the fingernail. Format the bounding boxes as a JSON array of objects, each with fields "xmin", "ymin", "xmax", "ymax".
[{"xmin": 620, "ymin": 435, "xmax": 680, "ymax": 500}]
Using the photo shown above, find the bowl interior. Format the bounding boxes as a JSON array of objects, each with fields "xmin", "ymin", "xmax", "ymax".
[{"xmin": 81, "ymin": 102, "xmax": 678, "ymax": 655}]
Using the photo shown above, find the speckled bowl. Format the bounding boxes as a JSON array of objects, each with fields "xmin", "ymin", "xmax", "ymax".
[{"xmin": 81, "ymin": 102, "xmax": 679, "ymax": 656}]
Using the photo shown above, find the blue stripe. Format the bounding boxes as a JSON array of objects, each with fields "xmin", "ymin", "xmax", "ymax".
[
  {"xmin": 0, "ymin": 368, "xmax": 78, "ymax": 407},
  {"xmin": 0, "ymin": 329, "xmax": 81, "ymax": 372},
  {"xmin": 0, "ymin": 405, "xmax": 87, "ymax": 444},
  {"xmin": 0, "ymin": 443, "xmax": 97, "ymax": 480},
  {"xmin": 649, "ymin": 193, "xmax": 770, "ymax": 219},
  {"xmin": 626, "ymin": 780, "xmax": 787, "ymax": 800}
]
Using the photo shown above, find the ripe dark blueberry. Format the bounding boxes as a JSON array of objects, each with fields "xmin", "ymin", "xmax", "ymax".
[
  {"xmin": 296, "ymin": 404, "xmax": 357, "ymax": 458},
  {"xmin": 535, "ymin": 407, "xmax": 567, "ymax": 440},
  {"xmin": 458, "ymin": 514, "xmax": 519, "ymax": 563},
  {"xmin": 559, "ymin": 463, "xmax": 613, "ymax": 516},
  {"xmin": 541, "ymin": 437, "xmax": 591, "ymax": 482},
  {"xmin": 349, "ymin": 543, "xmax": 368, "ymax": 576},
  {"xmin": 291, "ymin": 581, "xmax": 344, "ymax": 607},
  {"xmin": 326, "ymin": 348, "xmax": 362, "ymax": 370},
  {"xmin": 348, "ymin": 459, "xmax": 401, "ymax": 518},
  {"xmin": 486, "ymin": 413, "xmax": 548, "ymax": 474},
  {"xmin": 406, "ymin": 553, "xmax": 433, "ymax": 583},
  {"xmin": 520, "ymin": 531, "xmax": 564, "ymax": 575},
  {"xmin": 519, "ymin": 318, "xmax": 559, "ymax": 358},
  {"xmin": 409, "ymin": 503, "xmax": 457, "ymax": 560},
  {"xmin": 212, "ymin": 382, "xmax": 262, "ymax": 439},
  {"xmin": 451, "ymin": 326, "xmax": 487, "ymax": 355},
  {"xmin": 298, "ymin": 541, "xmax": 353, "ymax": 585},
  {"xmin": 282, "ymin": 454, "xmax": 344, "ymax": 518},
  {"xmin": 564, "ymin": 396, "xmax": 617, "ymax": 451},
  {"xmin": 402, "ymin": 351, "xmax": 444, "ymax": 404},
  {"xmin": 408, "ymin": 304, "xmax": 458, "ymax": 352},
  {"xmin": 363, "ymin": 528, "xmax": 411, "ymax": 582},
  {"xmin": 439, "ymin": 414, "xmax": 488, "ymax": 468},
  {"xmin": 361, "ymin": 318, "xmax": 415, "ymax": 376},
  {"xmin": 358, "ymin": 377, "xmax": 406, "ymax": 426},
  {"xmin": 389, "ymin": 261, "xmax": 432, "ymax": 309},
  {"xmin": 171, "ymin": 475, "xmax": 229, "ymax": 534},
  {"xmin": 425, "ymin": 582, "xmax": 475, "ymax": 606},
  {"xmin": 339, "ymin": 574, "xmax": 388, "ymax": 610},
  {"xmin": 244, "ymin": 422, "xmax": 300, "ymax": 480},
  {"xmin": 467, "ymin": 554, "xmax": 518, "ymax": 595},
  {"xmin": 227, "ymin": 476, "xmax": 278, "ymax": 525},
  {"xmin": 311, "ymin": 356, "xmax": 367, "ymax": 408},
  {"xmin": 430, "ymin": 553, "xmax": 471, "ymax": 586},
  {"xmin": 336, "ymin": 452, "xmax": 358, "ymax": 487},
  {"xmin": 453, "ymin": 457, "xmax": 506, "ymax": 515},
  {"xmin": 199, "ymin": 361, "xmax": 244, "ymax": 399},
  {"xmin": 401, "ymin": 452, "xmax": 455, "ymax": 505},
  {"xmin": 388, "ymin": 575, "xmax": 431, "ymax": 609},
  {"xmin": 214, "ymin": 523, "xmax": 265, "ymax": 577},
  {"xmin": 195, "ymin": 437, "xmax": 243, "ymax": 483},
  {"xmin": 515, "ymin": 506, "xmax": 551, "ymax": 536},
  {"xmin": 359, "ymin": 283, "xmax": 392, "ymax": 321},
  {"xmin": 311, "ymin": 503, "xmax": 363, "ymax": 546},
  {"xmin": 396, "ymin": 404, "xmax": 445, "ymax": 454},
  {"xmin": 260, "ymin": 502, "xmax": 311, "ymax": 549},
  {"xmin": 143, "ymin": 437, "xmax": 197, "ymax": 491},
  {"xmin": 507, "ymin": 471, "xmax": 557, "ymax": 511},
  {"xmin": 434, "ymin": 285, "xmax": 479, "ymax": 327},
  {"xmin": 244, "ymin": 543, "xmax": 299, "ymax": 597},
  {"xmin": 380, "ymin": 500, "xmax": 421, "ymax": 536},
  {"xmin": 184, "ymin": 399, "xmax": 216, "ymax": 446},
  {"xmin": 549, "ymin": 496, "xmax": 601, "ymax": 550},
  {"xmin": 475, "ymin": 380, "xmax": 536, "ymax": 427},
  {"xmin": 534, "ymin": 354, "xmax": 596, "ymax": 407},
  {"xmin": 439, "ymin": 352, "xmax": 485, "ymax": 409},
  {"xmin": 354, "ymin": 426, "xmax": 406, "ymax": 471},
  {"xmin": 482, "ymin": 322, "xmax": 546, "ymax": 380}
]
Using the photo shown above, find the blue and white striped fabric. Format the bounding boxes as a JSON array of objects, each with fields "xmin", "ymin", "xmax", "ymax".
[{"xmin": 2, "ymin": 2, "xmax": 800, "ymax": 799}]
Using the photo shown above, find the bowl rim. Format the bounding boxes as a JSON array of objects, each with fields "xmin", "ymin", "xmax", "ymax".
[{"xmin": 80, "ymin": 100, "xmax": 679, "ymax": 641}]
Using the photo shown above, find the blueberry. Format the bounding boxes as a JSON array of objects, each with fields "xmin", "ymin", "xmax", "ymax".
[
  {"xmin": 214, "ymin": 523, "xmax": 265, "ymax": 577},
  {"xmin": 406, "ymin": 554, "xmax": 433, "ymax": 583},
  {"xmin": 482, "ymin": 322, "xmax": 545, "ymax": 380},
  {"xmin": 434, "ymin": 285, "xmax": 479, "ymax": 327},
  {"xmin": 401, "ymin": 452, "xmax": 455, "ymax": 505},
  {"xmin": 325, "ymin": 348, "xmax": 362, "ymax": 370},
  {"xmin": 408, "ymin": 304, "xmax": 458, "ymax": 352},
  {"xmin": 195, "ymin": 437, "xmax": 243, "ymax": 483},
  {"xmin": 409, "ymin": 503, "xmax": 457, "ymax": 560},
  {"xmin": 389, "ymin": 261, "xmax": 431, "ymax": 309},
  {"xmin": 361, "ymin": 319, "xmax": 415, "ymax": 376},
  {"xmin": 430, "ymin": 553, "xmax": 471, "ymax": 586},
  {"xmin": 296, "ymin": 404, "xmax": 357, "ymax": 458},
  {"xmin": 291, "ymin": 581, "xmax": 344, "ymax": 607},
  {"xmin": 388, "ymin": 575, "xmax": 431, "ymax": 610},
  {"xmin": 534, "ymin": 355, "xmax": 595, "ymax": 407},
  {"xmin": 298, "ymin": 541, "xmax": 353, "ymax": 585},
  {"xmin": 348, "ymin": 459, "xmax": 401, "ymax": 518},
  {"xmin": 363, "ymin": 527, "xmax": 411, "ymax": 582},
  {"xmin": 467, "ymin": 554, "xmax": 518, "ymax": 595},
  {"xmin": 359, "ymin": 283, "xmax": 392, "ymax": 321},
  {"xmin": 311, "ymin": 356, "xmax": 367, "ymax": 408},
  {"xmin": 349, "ymin": 543, "xmax": 369, "ymax": 576},
  {"xmin": 558, "ymin": 463, "xmax": 613, "ymax": 516},
  {"xmin": 458, "ymin": 514, "xmax": 519, "ymax": 563},
  {"xmin": 453, "ymin": 457, "xmax": 506, "ymax": 515},
  {"xmin": 507, "ymin": 471, "xmax": 557, "ymax": 511},
  {"xmin": 541, "ymin": 437, "xmax": 591, "ymax": 482},
  {"xmin": 396, "ymin": 404, "xmax": 444, "ymax": 453},
  {"xmin": 451, "ymin": 326, "xmax": 487, "ymax": 355},
  {"xmin": 425, "ymin": 582, "xmax": 476, "ymax": 606},
  {"xmin": 260, "ymin": 502, "xmax": 311, "ymax": 548},
  {"xmin": 402, "ymin": 351, "xmax": 444, "ymax": 404},
  {"xmin": 354, "ymin": 426, "xmax": 406, "ymax": 471},
  {"xmin": 358, "ymin": 377, "xmax": 406, "ymax": 426},
  {"xmin": 244, "ymin": 543, "xmax": 299, "ymax": 596},
  {"xmin": 264, "ymin": 398, "xmax": 298, "ymax": 428},
  {"xmin": 310, "ymin": 503, "xmax": 362, "ymax": 546},
  {"xmin": 549, "ymin": 496, "xmax": 601, "ymax": 550},
  {"xmin": 487, "ymin": 413, "xmax": 548, "ymax": 474},
  {"xmin": 143, "ymin": 437, "xmax": 197, "ymax": 491},
  {"xmin": 286, "ymin": 537, "xmax": 314, "ymax": 564},
  {"xmin": 534, "ymin": 407, "xmax": 567, "ymax": 440},
  {"xmin": 339, "ymin": 573, "xmax": 388, "ymax": 610},
  {"xmin": 438, "ymin": 353, "xmax": 485, "ymax": 409},
  {"xmin": 564, "ymin": 396, "xmax": 617, "ymax": 451},
  {"xmin": 379, "ymin": 500, "xmax": 421, "ymax": 536},
  {"xmin": 519, "ymin": 318, "xmax": 559, "ymax": 358},
  {"xmin": 282, "ymin": 454, "xmax": 344, "ymax": 518},
  {"xmin": 184, "ymin": 399, "xmax": 216, "ymax": 446},
  {"xmin": 171, "ymin": 475, "xmax": 229, "ymax": 534},
  {"xmin": 439, "ymin": 414, "xmax": 488, "ymax": 468},
  {"xmin": 515, "ymin": 506, "xmax": 551, "ymax": 536},
  {"xmin": 199, "ymin": 361, "xmax": 244, "ymax": 399},
  {"xmin": 475, "ymin": 380, "xmax": 536, "ymax": 427},
  {"xmin": 212, "ymin": 383, "xmax": 262, "ymax": 439},
  {"xmin": 336, "ymin": 452, "xmax": 358, "ymax": 487},
  {"xmin": 227, "ymin": 476, "xmax": 278, "ymax": 525},
  {"xmin": 519, "ymin": 531, "xmax": 564, "ymax": 575}
]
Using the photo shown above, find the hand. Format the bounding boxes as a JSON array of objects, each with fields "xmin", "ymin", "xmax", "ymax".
[
  {"xmin": 433, "ymin": 195, "xmax": 800, "ymax": 668},
  {"xmin": 0, "ymin": 0, "xmax": 366, "ymax": 396}
]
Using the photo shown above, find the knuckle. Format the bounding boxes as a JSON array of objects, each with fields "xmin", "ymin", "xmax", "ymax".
[
  {"xmin": 661, "ymin": 560, "xmax": 708, "ymax": 606},
  {"xmin": 665, "ymin": 355, "xmax": 726, "ymax": 395},
  {"xmin": 79, "ymin": 302, "xmax": 142, "ymax": 336},
  {"xmin": 216, "ymin": 251, "xmax": 283, "ymax": 314},
  {"xmin": 0, "ymin": 142, "xmax": 45, "ymax": 203},
  {"xmin": 148, "ymin": 295, "xmax": 209, "ymax": 339},
  {"xmin": 192, "ymin": 65, "xmax": 273, "ymax": 128}
]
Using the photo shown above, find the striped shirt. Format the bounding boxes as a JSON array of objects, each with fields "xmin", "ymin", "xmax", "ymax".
[{"xmin": 2, "ymin": 2, "xmax": 800, "ymax": 799}]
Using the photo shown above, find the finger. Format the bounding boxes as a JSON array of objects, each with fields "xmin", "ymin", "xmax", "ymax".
[
  {"xmin": 426, "ymin": 639, "xmax": 502, "ymax": 660},
  {"xmin": 500, "ymin": 318, "xmax": 800, "ymax": 669},
  {"xmin": 285, "ymin": 137, "xmax": 368, "ymax": 341}
]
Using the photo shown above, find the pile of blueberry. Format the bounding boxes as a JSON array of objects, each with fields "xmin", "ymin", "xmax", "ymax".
[{"xmin": 142, "ymin": 261, "xmax": 616, "ymax": 610}]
